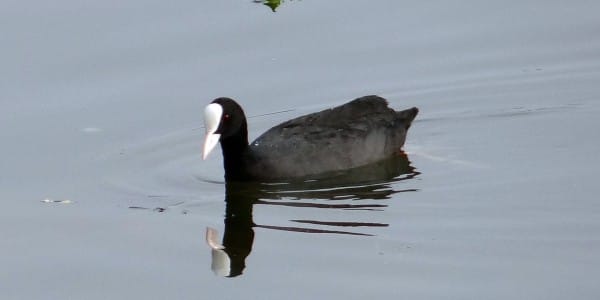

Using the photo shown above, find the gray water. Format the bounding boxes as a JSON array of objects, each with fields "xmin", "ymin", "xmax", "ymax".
[{"xmin": 2, "ymin": 1, "xmax": 600, "ymax": 299}]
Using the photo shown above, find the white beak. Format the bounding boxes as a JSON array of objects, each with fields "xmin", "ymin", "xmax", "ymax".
[{"xmin": 203, "ymin": 103, "xmax": 223, "ymax": 160}]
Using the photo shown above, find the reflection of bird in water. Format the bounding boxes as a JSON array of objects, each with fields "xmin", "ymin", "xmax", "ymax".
[
  {"xmin": 207, "ymin": 189, "xmax": 255, "ymax": 277},
  {"xmin": 206, "ymin": 152, "xmax": 419, "ymax": 277}
]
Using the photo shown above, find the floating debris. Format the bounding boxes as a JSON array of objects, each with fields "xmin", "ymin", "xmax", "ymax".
[
  {"xmin": 128, "ymin": 206, "xmax": 148, "ymax": 210},
  {"xmin": 128, "ymin": 205, "xmax": 189, "ymax": 214},
  {"xmin": 41, "ymin": 198, "xmax": 73, "ymax": 204}
]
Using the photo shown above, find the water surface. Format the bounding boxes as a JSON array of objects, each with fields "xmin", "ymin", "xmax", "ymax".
[{"xmin": 2, "ymin": 1, "xmax": 600, "ymax": 299}]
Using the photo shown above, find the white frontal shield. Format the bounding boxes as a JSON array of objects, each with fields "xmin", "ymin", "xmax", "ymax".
[{"xmin": 203, "ymin": 103, "xmax": 223, "ymax": 160}]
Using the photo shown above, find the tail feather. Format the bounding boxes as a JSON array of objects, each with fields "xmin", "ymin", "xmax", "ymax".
[{"xmin": 397, "ymin": 107, "xmax": 419, "ymax": 130}]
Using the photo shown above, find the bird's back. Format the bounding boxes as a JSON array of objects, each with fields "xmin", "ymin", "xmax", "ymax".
[{"xmin": 245, "ymin": 95, "xmax": 418, "ymax": 180}]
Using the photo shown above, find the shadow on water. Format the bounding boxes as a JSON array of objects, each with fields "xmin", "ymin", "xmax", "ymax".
[{"xmin": 207, "ymin": 152, "xmax": 420, "ymax": 277}]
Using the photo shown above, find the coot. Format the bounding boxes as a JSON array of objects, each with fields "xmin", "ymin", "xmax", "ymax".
[{"xmin": 203, "ymin": 95, "xmax": 418, "ymax": 181}]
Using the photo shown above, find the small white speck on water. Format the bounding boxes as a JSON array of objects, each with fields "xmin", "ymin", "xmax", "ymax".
[{"xmin": 81, "ymin": 127, "xmax": 103, "ymax": 133}]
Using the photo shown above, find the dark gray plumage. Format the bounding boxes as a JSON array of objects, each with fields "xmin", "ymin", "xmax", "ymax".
[{"xmin": 206, "ymin": 95, "xmax": 418, "ymax": 181}]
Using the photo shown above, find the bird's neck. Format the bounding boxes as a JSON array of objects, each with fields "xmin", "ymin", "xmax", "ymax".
[{"xmin": 220, "ymin": 122, "xmax": 249, "ymax": 181}]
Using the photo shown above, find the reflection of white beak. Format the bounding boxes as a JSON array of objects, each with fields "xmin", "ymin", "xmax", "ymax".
[
  {"xmin": 203, "ymin": 103, "xmax": 223, "ymax": 160},
  {"xmin": 206, "ymin": 227, "xmax": 231, "ymax": 277}
]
